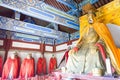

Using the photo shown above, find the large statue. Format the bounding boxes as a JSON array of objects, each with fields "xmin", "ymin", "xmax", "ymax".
[
  {"xmin": 66, "ymin": 28, "xmax": 106, "ymax": 75},
  {"xmin": 19, "ymin": 54, "xmax": 35, "ymax": 79},
  {"xmin": 66, "ymin": 9, "xmax": 120, "ymax": 75},
  {"xmin": 2, "ymin": 53, "xmax": 20, "ymax": 79},
  {"xmin": 66, "ymin": 10, "xmax": 106, "ymax": 75},
  {"xmin": 77, "ymin": 10, "xmax": 120, "ymax": 74}
]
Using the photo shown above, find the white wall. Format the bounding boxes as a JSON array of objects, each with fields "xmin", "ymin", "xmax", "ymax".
[
  {"xmin": 55, "ymin": 51, "xmax": 66, "ymax": 68},
  {"xmin": 0, "ymin": 40, "xmax": 4, "ymax": 46},
  {"xmin": 107, "ymin": 23, "xmax": 120, "ymax": 48},
  {"xmin": 45, "ymin": 45, "xmax": 53, "ymax": 52},
  {"xmin": 44, "ymin": 52, "xmax": 53, "ymax": 73},
  {"xmin": 56, "ymin": 44, "xmax": 68, "ymax": 51},
  {"xmin": 0, "ymin": 50, "xmax": 5, "ymax": 66},
  {"xmin": 12, "ymin": 41, "xmax": 40, "ymax": 49}
]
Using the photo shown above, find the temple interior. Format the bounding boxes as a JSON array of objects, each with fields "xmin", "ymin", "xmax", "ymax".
[{"xmin": 1, "ymin": 0, "xmax": 120, "ymax": 80}]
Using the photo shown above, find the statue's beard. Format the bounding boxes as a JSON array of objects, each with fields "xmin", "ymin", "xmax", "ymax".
[{"xmin": 84, "ymin": 35, "xmax": 99, "ymax": 44}]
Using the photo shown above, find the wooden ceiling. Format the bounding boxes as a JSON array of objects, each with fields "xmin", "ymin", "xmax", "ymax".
[
  {"xmin": 44, "ymin": 0, "xmax": 70, "ymax": 12},
  {"xmin": 0, "ymin": 0, "xmax": 113, "ymax": 33},
  {"xmin": 44, "ymin": 0, "xmax": 113, "ymax": 15}
]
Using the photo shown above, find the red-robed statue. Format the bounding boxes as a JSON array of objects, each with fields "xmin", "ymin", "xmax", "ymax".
[
  {"xmin": 37, "ymin": 54, "xmax": 46, "ymax": 75},
  {"xmin": 2, "ymin": 53, "xmax": 20, "ymax": 79},
  {"xmin": 0, "ymin": 56, "xmax": 2, "ymax": 77},
  {"xmin": 19, "ymin": 54, "xmax": 35, "ymax": 79},
  {"xmin": 49, "ymin": 54, "xmax": 57, "ymax": 73}
]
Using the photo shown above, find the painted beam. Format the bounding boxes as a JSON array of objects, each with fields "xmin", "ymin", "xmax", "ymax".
[
  {"xmin": 0, "ymin": 0, "xmax": 79, "ymax": 30},
  {"xmin": 0, "ymin": 29, "xmax": 6, "ymax": 39},
  {"xmin": 57, "ymin": 0, "xmax": 80, "ymax": 17},
  {"xmin": 46, "ymin": 23, "xmax": 58, "ymax": 30},
  {"xmin": 79, "ymin": 0, "xmax": 98, "ymax": 9},
  {"xmin": 0, "ymin": 16, "xmax": 69, "ymax": 40},
  {"xmin": 66, "ymin": 0, "xmax": 98, "ymax": 17},
  {"xmin": 57, "ymin": 0, "xmax": 77, "ymax": 9},
  {"xmin": 70, "ymin": 31, "xmax": 79, "ymax": 40},
  {"xmin": 67, "ymin": 9, "xmax": 80, "ymax": 17},
  {"xmin": 12, "ymin": 32, "xmax": 41, "ymax": 42},
  {"xmin": 90, "ymin": 0, "xmax": 99, "ymax": 4}
]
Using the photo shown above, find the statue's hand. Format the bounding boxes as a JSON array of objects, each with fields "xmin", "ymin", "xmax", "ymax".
[
  {"xmin": 68, "ymin": 47, "xmax": 79, "ymax": 55},
  {"xmin": 73, "ymin": 47, "xmax": 79, "ymax": 53}
]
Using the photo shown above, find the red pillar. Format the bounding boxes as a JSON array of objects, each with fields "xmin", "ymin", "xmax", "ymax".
[
  {"xmin": 40, "ymin": 42, "xmax": 45, "ymax": 54},
  {"xmin": 67, "ymin": 40, "xmax": 72, "ymax": 45},
  {"xmin": 3, "ymin": 31, "xmax": 12, "ymax": 63},
  {"xmin": 3, "ymin": 38, "xmax": 12, "ymax": 63},
  {"xmin": 53, "ymin": 45, "xmax": 56, "ymax": 52},
  {"xmin": 53, "ymin": 39, "xmax": 56, "ymax": 52}
]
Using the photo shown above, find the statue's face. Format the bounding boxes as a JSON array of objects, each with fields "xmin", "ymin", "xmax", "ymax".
[
  {"xmin": 11, "ymin": 54, "xmax": 16, "ymax": 59},
  {"xmin": 88, "ymin": 13, "xmax": 94, "ymax": 24},
  {"xmin": 27, "ymin": 54, "xmax": 32, "ymax": 59},
  {"xmin": 87, "ymin": 11, "xmax": 96, "ymax": 24}
]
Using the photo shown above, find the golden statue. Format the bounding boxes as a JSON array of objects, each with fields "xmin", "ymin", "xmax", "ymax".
[
  {"xmin": 66, "ymin": 9, "xmax": 120, "ymax": 75},
  {"xmin": 66, "ymin": 11, "xmax": 106, "ymax": 75}
]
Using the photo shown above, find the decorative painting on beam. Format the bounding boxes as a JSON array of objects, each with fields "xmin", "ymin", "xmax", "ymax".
[
  {"xmin": 0, "ymin": 16, "xmax": 69, "ymax": 45},
  {"xmin": 70, "ymin": 31, "xmax": 79, "ymax": 40},
  {"xmin": 12, "ymin": 32, "xmax": 56, "ymax": 45},
  {"xmin": 12, "ymin": 32, "xmax": 41, "ymax": 43},
  {"xmin": 0, "ymin": 0, "xmax": 79, "ymax": 30},
  {"xmin": 0, "ymin": 16, "xmax": 69, "ymax": 39},
  {"xmin": 0, "ymin": 29, "xmax": 6, "ymax": 39}
]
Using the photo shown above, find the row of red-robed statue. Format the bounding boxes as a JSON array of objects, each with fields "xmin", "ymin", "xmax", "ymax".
[{"xmin": 0, "ymin": 53, "xmax": 57, "ymax": 79}]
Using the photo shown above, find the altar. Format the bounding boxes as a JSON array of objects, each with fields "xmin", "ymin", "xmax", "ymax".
[
  {"xmin": 52, "ymin": 71, "xmax": 119, "ymax": 80},
  {"xmin": 0, "ymin": 74, "xmax": 118, "ymax": 80}
]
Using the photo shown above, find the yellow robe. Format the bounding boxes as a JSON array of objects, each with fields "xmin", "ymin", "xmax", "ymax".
[{"xmin": 77, "ymin": 22, "xmax": 120, "ymax": 74}]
